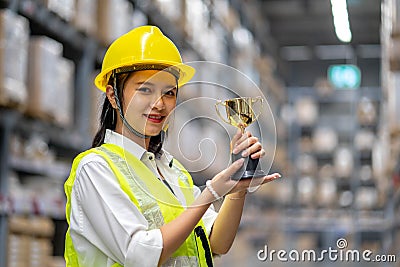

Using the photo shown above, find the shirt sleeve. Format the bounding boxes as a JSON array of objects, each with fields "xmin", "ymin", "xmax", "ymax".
[
  {"xmin": 69, "ymin": 154, "xmax": 163, "ymax": 267},
  {"xmin": 193, "ymin": 185, "xmax": 218, "ymax": 236}
]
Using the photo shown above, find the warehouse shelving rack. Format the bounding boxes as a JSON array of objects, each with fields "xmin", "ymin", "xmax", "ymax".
[
  {"xmin": 0, "ymin": 0, "xmax": 104, "ymax": 265},
  {"xmin": 0, "ymin": 110, "xmax": 19, "ymax": 266},
  {"xmin": 0, "ymin": 0, "xmax": 192, "ymax": 261},
  {"xmin": 0, "ymin": 1, "xmax": 287, "ymax": 266},
  {"xmin": 285, "ymin": 86, "xmax": 396, "ymax": 260},
  {"xmin": 381, "ymin": 0, "xmax": 400, "ymax": 257}
]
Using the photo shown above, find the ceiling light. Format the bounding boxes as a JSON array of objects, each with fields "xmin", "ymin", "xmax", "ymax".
[{"xmin": 330, "ymin": 0, "xmax": 352, "ymax": 43}]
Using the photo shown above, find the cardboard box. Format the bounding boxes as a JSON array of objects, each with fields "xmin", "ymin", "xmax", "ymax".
[
  {"xmin": 41, "ymin": 0, "xmax": 75, "ymax": 21},
  {"xmin": 0, "ymin": 10, "xmax": 29, "ymax": 109},
  {"xmin": 48, "ymin": 256, "xmax": 66, "ymax": 267},
  {"xmin": 7, "ymin": 234, "xmax": 31, "ymax": 267},
  {"xmin": 27, "ymin": 36, "xmax": 63, "ymax": 122},
  {"xmin": 8, "ymin": 216, "xmax": 55, "ymax": 267},
  {"xmin": 97, "ymin": 0, "xmax": 133, "ymax": 45},
  {"xmin": 73, "ymin": 0, "xmax": 98, "ymax": 36},
  {"xmin": 53, "ymin": 57, "xmax": 74, "ymax": 127}
]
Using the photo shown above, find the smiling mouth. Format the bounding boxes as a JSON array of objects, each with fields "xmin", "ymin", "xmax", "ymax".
[{"xmin": 144, "ymin": 114, "xmax": 165, "ymax": 123}]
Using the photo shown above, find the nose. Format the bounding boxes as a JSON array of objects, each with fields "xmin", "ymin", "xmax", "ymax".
[{"xmin": 152, "ymin": 94, "xmax": 165, "ymax": 110}]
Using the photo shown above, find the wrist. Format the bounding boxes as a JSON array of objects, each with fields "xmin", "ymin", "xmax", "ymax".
[
  {"xmin": 205, "ymin": 180, "xmax": 223, "ymax": 201},
  {"xmin": 227, "ymin": 190, "xmax": 247, "ymax": 200}
]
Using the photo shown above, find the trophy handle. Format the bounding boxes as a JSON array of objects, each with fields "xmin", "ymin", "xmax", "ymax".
[
  {"xmin": 252, "ymin": 97, "xmax": 264, "ymax": 121},
  {"xmin": 215, "ymin": 100, "xmax": 231, "ymax": 124}
]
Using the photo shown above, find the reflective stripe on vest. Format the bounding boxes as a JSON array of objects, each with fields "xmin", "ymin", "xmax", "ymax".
[{"xmin": 64, "ymin": 144, "xmax": 213, "ymax": 267}]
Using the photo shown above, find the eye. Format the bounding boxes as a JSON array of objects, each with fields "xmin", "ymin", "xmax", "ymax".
[
  {"xmin": 137, "ymin": 87, "xmax": 151, "ymax": 93},
  {"xmin": 163, "ymin": 88, "xmax": 177, "ymax": 97}
]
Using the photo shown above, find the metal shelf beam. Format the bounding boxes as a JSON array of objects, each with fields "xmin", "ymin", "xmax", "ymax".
[{"xmin": 0, "ymin": 109, "xmax": 19, "ymax": 267}]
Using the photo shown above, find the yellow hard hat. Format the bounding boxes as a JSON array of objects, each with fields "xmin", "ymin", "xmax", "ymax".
[{"xmin": 94, "ymin": 25, "xmax": 195, "ymax": 92}]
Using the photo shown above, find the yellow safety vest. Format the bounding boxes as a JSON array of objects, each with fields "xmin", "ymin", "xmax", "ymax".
[{"xmin": 64, "ymin": 143, "xmax": 213, "ymax": 267}]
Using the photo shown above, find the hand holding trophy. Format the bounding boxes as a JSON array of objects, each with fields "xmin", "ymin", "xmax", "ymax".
[{"xmin": 215, "ymin": 97, "xmax": 267, "ymax": 180}]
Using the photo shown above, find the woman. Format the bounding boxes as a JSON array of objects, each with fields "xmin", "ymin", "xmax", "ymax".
[{"xmin": 64, "ymin": 25, "xmax": 281, "ymax": 267}]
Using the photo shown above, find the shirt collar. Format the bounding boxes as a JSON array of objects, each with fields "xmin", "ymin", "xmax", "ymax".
[
  {"xmin": 104, "ymin": 129, "xmax": 170, "ymax": 162},
  {"xmin": 104, "ymin": 129, "xmax": 147, "ymax": 160}
]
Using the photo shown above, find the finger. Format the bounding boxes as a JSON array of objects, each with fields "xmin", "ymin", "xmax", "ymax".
[
  {"xmin": 233, "ymin": 131, "xmax": 252, "ymax": 151},
  {"xmin": 262, "ymin": 173, "xmax": 282, "ymax": 184},
  {"xmin": 233, "ymin": 172, "xmax": 282, "ymax": 194},
  {"xmin": 230, "ymin": 128, "xmax": 242, "ymax": 152},
  {"xmin": 233, "ymin": 136, "xmax": 258, "ymax": 154},
  {"xmin": 246, "ymin": 173, "xmax": 281, "ymax": 193},
  {"xmin": 222, "ymin": 158, "xmax": 245, "ymax": 178},
  {"xmin": 232, "ymin": 133, "xmax": 250, "ymax": 154},
  {"xmin": 250, "ymin": 148, "xmax": 266, "ymax": 159},
  {"xmin": 237, "ymin": 131, "xmax": 252, "ymax": 144},
  {"xmin": 234, "ymin": 135, "xmax": 257, "ymax": 154},
  {"xmin": 242, "ymin": 142, "xmax": 262, "ymax": 157}
]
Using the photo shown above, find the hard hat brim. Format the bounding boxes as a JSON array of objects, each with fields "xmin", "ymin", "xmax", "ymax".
[{"xmin": 94, "ymin": 60, "xmax": 196, "ymax": 92}]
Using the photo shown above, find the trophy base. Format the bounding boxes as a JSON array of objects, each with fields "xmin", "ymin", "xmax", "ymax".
[
  {"xmin": 231, "ymin": 169, "xmax": 266, "ymax": 180},
  {"xmin": 230, "ymin": 154, "xmax": 267, "ymax": 180},
  {"xmin": 240, "ymin": 170, "xmax": 266, "ymax": 180}
]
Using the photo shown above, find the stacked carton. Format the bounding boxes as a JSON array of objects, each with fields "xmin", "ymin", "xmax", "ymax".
[
  {"xmin": 0, "ymin": 10, "xmax": 29, "ymax": 109},
  {"xmin": 41, "ymin": 0, "xmax": 75, "ymax": 21},
  {"xmin": 27, "ymin": 36, "xmax": 74, "ymax": 127},
  {"xmin": 8, "ymin": 216, "xmax": 54, "ymax": 267},
  {"xmin": 97, "ymin": 0, "xmax": 134, "ymax": 45},
  {"xmin": 73, "ymin": 0, "xmax": 98, "ymax": 36},
  {"xmin": 54, "ymin": 57, "xmax": 74, "ymax": 127}
]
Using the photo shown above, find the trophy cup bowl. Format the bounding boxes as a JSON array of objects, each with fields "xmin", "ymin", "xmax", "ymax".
[{"xmin": 215, "ymin": 97, "xmax": 267, "ymax": 180}]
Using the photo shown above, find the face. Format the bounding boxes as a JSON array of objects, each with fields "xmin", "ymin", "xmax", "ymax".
[{"xmin": 121, "ymin": 70, "xmax": 177, "ymax": 136}]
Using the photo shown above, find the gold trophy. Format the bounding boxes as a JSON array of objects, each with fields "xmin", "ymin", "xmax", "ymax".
[{"xmin": 215, "ymin": 97, "xmax": 266, "ymax": 180}]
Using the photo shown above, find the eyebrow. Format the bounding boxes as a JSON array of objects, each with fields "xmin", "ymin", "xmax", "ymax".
[{"xmin": 136, "ymin": 81, "xmax": 177, "ymax": 89}]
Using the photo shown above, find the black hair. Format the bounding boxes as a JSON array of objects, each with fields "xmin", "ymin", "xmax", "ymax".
[{"xmin": 92, "ymin": 73, "xmax": 129, "ymax": 148}]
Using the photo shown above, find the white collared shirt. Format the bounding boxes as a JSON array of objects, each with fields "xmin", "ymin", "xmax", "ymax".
[{"xmin": 69, "ymin": 130, "xmax": 218, "ymax": 267}]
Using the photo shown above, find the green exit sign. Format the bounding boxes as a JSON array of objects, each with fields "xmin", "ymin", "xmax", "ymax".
[{"xmin": 328, "ymin": 65, "xmax": 361, "ymax": 89}]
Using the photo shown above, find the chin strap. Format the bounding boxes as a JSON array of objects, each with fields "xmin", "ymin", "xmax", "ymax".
[{"xmin": 112, "ymin": 70, "xmax": 151, "ymax": 139}]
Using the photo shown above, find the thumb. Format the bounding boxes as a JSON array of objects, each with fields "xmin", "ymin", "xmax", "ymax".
[
  {"xmin": 212, "ymin": 158, "xmax": 245, "ymax": 197},
  {"xmin": 222, "ymin": 158, "xmax": 245, "ymax": 178}
]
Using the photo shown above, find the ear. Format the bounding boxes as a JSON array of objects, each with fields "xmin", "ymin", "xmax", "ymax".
[{"xmin": 106, "ymin": 85, "xmax": 118, "ymax": 109}]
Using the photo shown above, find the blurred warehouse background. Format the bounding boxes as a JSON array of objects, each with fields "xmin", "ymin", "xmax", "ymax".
[{"xmin": 0, "ymin": 0, "xmax": 399, "ymax": 266}]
